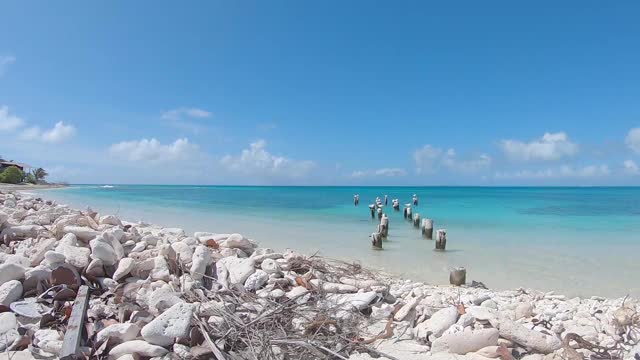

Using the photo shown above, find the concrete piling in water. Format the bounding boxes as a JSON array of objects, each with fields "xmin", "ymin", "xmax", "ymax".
[
  {"xmin": 413, "ymin": 213, "xmax": 421, "ymax": 228},
  {"xmin": 422, "ymin": 218, "xmax": 434, "ymax": 239},
  {"xmin": 380, "ymin": 214, "xmax": 389, "ymax": 237},
  {"xmin": 369, "ymin": 204, "xmax": 375, "ymax": 219},
  {"xmin": 435, "ymin": 229, "xmax": 447, "ymax": 250},
  {"xmin": 393, "ymin": 199, "xmax": 400, "ymax": 211},
  {"xmin": 384, "ymin": 195, "xmax": 388, "ymax": 206},
  {"xmin": 449, "ymin": 267, "xmax": 466, "ymax": 286},
  {"xmin": 406, "ymin": 206, "xmax": 412, "ymax": 221},
  {"xmin": 377, "ymin": 207, "xmax": 383, "ymax": 220},
  {"xmin": 371, "ymin": 232, "xmax": 383, "ymax": 249}
]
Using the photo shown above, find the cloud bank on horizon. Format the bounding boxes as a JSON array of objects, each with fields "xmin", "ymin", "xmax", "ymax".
[{"xmin": 1, "ymin": 2, "xmax": 639, "ymax": 185}]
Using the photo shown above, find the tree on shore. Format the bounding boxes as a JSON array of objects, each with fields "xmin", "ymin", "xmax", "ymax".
[
  {"xmin": 0, "ymin": 166, "xmax": 24, "ymax": 184},
  {"xmin": 32, "ymin": 168, "xmax": 48, "ymax": 183}
]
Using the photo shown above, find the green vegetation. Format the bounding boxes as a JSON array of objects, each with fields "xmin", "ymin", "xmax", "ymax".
[
  {"xmin": 32, "ymin": 168, "xmax": 48, "ymax": 182},
  {"xmin": 0, "ymin": 166, "xmax": 24, "ymax": 184}
]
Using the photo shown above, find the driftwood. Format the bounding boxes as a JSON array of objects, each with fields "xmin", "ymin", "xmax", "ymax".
[{"xmin": 60, "ymin": 285, "xmax": 90, "ymax": 359}]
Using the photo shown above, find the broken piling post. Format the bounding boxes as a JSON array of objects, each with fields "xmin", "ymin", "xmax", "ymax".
[
  {"xmin": 371, "ymin": 232, "xmax": 383, "ymax": 249},
  {"xmin": 435, "ymin": 229, "xmax": 447, "ymax": 250},
  {"xmin": 413, "ymin": 213, "xmax": 421, "ymax": 228},
  {"xmin": 422, "ymin": 218, "xmax": 433, "ymax": 239},
  {"xmin": 450, "ymin": 267, "xmax": 466, "ymax": 286}
]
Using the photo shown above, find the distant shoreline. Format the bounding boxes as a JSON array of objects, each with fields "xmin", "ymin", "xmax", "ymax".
[{"xmin": 0, "ymin": 183, "xmax": 68, "ymax": 191}]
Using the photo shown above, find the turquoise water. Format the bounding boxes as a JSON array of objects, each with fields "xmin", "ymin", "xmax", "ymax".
[{"xmin": 32, "ymin": 186, "xmax": 640, "ymax": 297}]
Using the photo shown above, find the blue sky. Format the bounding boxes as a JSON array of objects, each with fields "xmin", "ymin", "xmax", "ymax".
[{"xmin": 1, "ymin": 1, "xmax": 639, "ymax": 185}]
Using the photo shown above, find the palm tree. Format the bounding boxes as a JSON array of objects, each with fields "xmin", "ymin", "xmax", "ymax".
[{"xmin": 32, "ymin": 168, "xmax": 48, "ymax": 182}]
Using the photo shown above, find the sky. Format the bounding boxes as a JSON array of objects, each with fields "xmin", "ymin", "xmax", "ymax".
[{"xmin": 1, "ymin": 1, "xmax": 639, "ymax": 185}]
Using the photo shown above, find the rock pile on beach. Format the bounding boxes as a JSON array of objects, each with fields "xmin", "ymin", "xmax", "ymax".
[{"xmin": 0, "ymin": 191, "xmax": 638, "ymax": 360}]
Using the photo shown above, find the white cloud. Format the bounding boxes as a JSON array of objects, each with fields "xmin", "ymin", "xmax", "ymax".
[
  {"xmin": 161, "ymin": 107, "xmax": 212, "ymax": 121},
  {"xmin": 495, "ymin": 164, "xmax": 610, "ymax": 179},
  {"xmin": 0, "ymin": 56, "xmax": 15, "ymax": 76},
  {"xmin": 414, "ymin": 145, "xmax": 491, "ymax": 174},
  {"xmin": 499, "ymin": 132, "xmax": 578, "ymax": 161},
  {"xmin": 19, "ymin": 121, "xmax": 76, "ymax": 143},
  {"xmin": 351, "ymin": 168, "xmax": 407, "ymax": 178},
  {"xmin": 0, "ymin": 106, "xmax": 25, "ymax": 131},
  {"xmin": 625, "ymin": 128, "xmax": 640, "ymax": 154},
  {"xmin": 109, "ymin": 138, "xmax": 199, "ymax": 163},
  {"xmin": 161, "ymin": 107, "xmax": 212, "ymax": 134},
  {"xmin": 220, "ymin": 139, "xmax": 315, "ymax": 178},
  {"xmin": 623, "ymin": 160, "xmax": 640, "ymax": 175}
]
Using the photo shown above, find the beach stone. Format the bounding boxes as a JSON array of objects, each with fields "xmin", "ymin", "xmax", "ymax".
[
  {"xmin": 103, "ymin": 231, "xmax": 126, "ymax": 259},
  {"xmin": 55, "ymin": 243, "xmax": 90, "ymax": 269},
  {"xmin": 0, "ymin": 263, "xmax": 25, "ymax": 285},
  {"xmin": 142, "ymin": 235, "xmax": 160, "ymax": 246},
  {"xmin": 415, "ymin": 307, "xmax": 459, "ymax": 340},
  {"xmin": 100, "ymin": 214, "xmax": 122, "ymax": 226},
  {"xmin": 45, "ymin": 250, "xmax": 66, "ymax": 265},
  {"xmin": 481, "ymin": 299, "xmax": 498, "ymax": 309},
  {"xmin": 431, "ymin": 328, "xmax": 499, "ymax": 354},
  {"xmin": 91, "ymin": 240, "xmax": 118, "ymax": 265},
  {"xmin": 0, "ymin": 312, "xmax": 17, "ymax": 334},
  {"xmin": 515, "ymin": 303, "xmax": 534, "ymax": 320},
  {"xmin": 495, "ymin": 316, "xmax": 562, "ymax": 353},
  {"xmin": 394, "ymin": 295, "xmax": 423, "ymax": 321},
  {"xmin": 141, "ymin": 302, "xmax": 194, "ymax": 346},
  {"xmin": 0, "ymin": 224, "xmax": 44, "ymax": 241},
  {"xmin": 221, "ymin": 233, "xmax": 252, "ymax": 250},
  {"xmin": 96, "ymin": 323, "xmax": 140, "ymax": 344},
  {"xmin": 467, "ymin": 306, "xmax": 498, "ymax": 323},
  {"xmin": 244, "ymin": 269, "xmax": 268, "ymax": 291},
  {"xmin": 150, "ymin": 256, "xmax": 170, "ymax": 281},
  {"xmin": 270, "ymin": 289, "xmax": 285, "ymax": 299},
  {"xmin": 170, "ymin": 242, "xmax": 193, "ymax": 264},
  {"xmin": 86, "ymin": 258, "xmax": 106, "ymax": 277},
  {"xmin": 109, "ymin": 340, "xmax": 169, "ymax": 358},
  {"xmin": 63, "ymin": 226, "xmax": 99, "ymax": 242},
  {"xmin": 0, "ymin": 211, "xmax": 7, "ymax": 224},
  {"xmin": 113, "ymin": 258, "xmax": 135, "ymax": 281},
  {"xmin": 0, "ymin": 351, "xmax": 34, "ymax": 360},
  {"xmin": 4, "ymin": 255, "xmax": 31, "ymax": 268},
  {"xmin": 190, "ymin": 246, "xmax": 211, "ymax": 280},
  {"xmin": 0, "ymin": 280, "xmax": 23, "ymax": 306},
  {"xmin": 219, "ymin": 257, "xmax": 255, "ymax": 285},
  {"xmin": 26, "ymin": 237, "xmax": 56, "ymax": 266},
  {"xmin": 457, "ymin": 313, "xmax": 476, "ymax": 327},
  {"xmin": 0, "ymin": 312, "xmax": 18, "ymax": 351},
  {"xmin": 325, "ymin": 291, "xmax": 380, "ymax": 311},
  {"xmin": 260, "ymin": 258, "xmax": 281, "ymax": 274},
  {"xmin": 33, "ymin": 329, "xmax": 62, "ymax": 354}
]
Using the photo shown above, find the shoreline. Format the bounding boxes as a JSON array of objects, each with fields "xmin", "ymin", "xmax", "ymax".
[
  {"xmin": 0, "ymin": 190, "xmax": 637, "ymax": 359},
  {"xmin": 0, "ymin": 183, "xmax": 68, "ymax": 191}
]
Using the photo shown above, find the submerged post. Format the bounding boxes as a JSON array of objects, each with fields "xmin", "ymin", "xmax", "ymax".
[
  {"xmin": 371, "ymin": 232, "xmax": 383, "ymax": 249},
  {"xmin": 413, "ymin": 213, "xmax": 421, "ymax": 228},
  {"xmin": 422, "ymin": 218, "xmax": 434, "ymax": 239},
  {"xmin": 377, "ymin": 207, "xmax": 383, "ymax": 220},
  {"xmin": 406, "ymin": 207, "xmax": 412, "ymax": 221},
  {"xmin": 369, "ymin": 204, "xmax": 375, "ymax": 219},
  {"xmin": 449, "ymin": 267, "xmax": 466, "ymax": 286},
  {"xmin": 435, "ymin": 229, "xmax": 447, "ymax": 250}
]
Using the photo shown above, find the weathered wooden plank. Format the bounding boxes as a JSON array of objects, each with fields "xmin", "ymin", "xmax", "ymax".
[{"xmin": 60, "ymin": 285, "xmax": 90, "ymax": 359}]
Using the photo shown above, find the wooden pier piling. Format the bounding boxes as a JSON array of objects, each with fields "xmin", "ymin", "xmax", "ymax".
[
  {"xmin": 371, "ymin": 232, "xmax": 383, "ymax": 249},
  {"xmin": 380, "ymin": 215, "xmax": 389, "ymax": 237},
  {"xmin": 449, "ymin": 267, "xmax": 466, "ymax": 286},
  {"xmin": 413, "ymin": 213, "xmax": 421, "ymax": 228},
  {"xmin": 422, "ymin": 218, "xmax": 433, "ymax": 239},
  {"xmin": 435, "ymin": 229, "xmax": 447, "ymax": 250}
]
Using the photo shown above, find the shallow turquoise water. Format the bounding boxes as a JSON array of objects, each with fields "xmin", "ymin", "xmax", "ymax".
[{"xmin": 32, "ymin": 185, "xmax": 640, "ymax": 297}]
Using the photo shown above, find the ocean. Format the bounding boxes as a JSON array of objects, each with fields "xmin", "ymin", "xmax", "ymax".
[{"xmin": 30, "ymin": 185, "xmax": 640, "ymax": 298}]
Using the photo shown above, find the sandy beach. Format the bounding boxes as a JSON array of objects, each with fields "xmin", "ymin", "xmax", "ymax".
[{"xmin": 0, "ymin": 190, "xmax": 637, "ymax": 359}]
